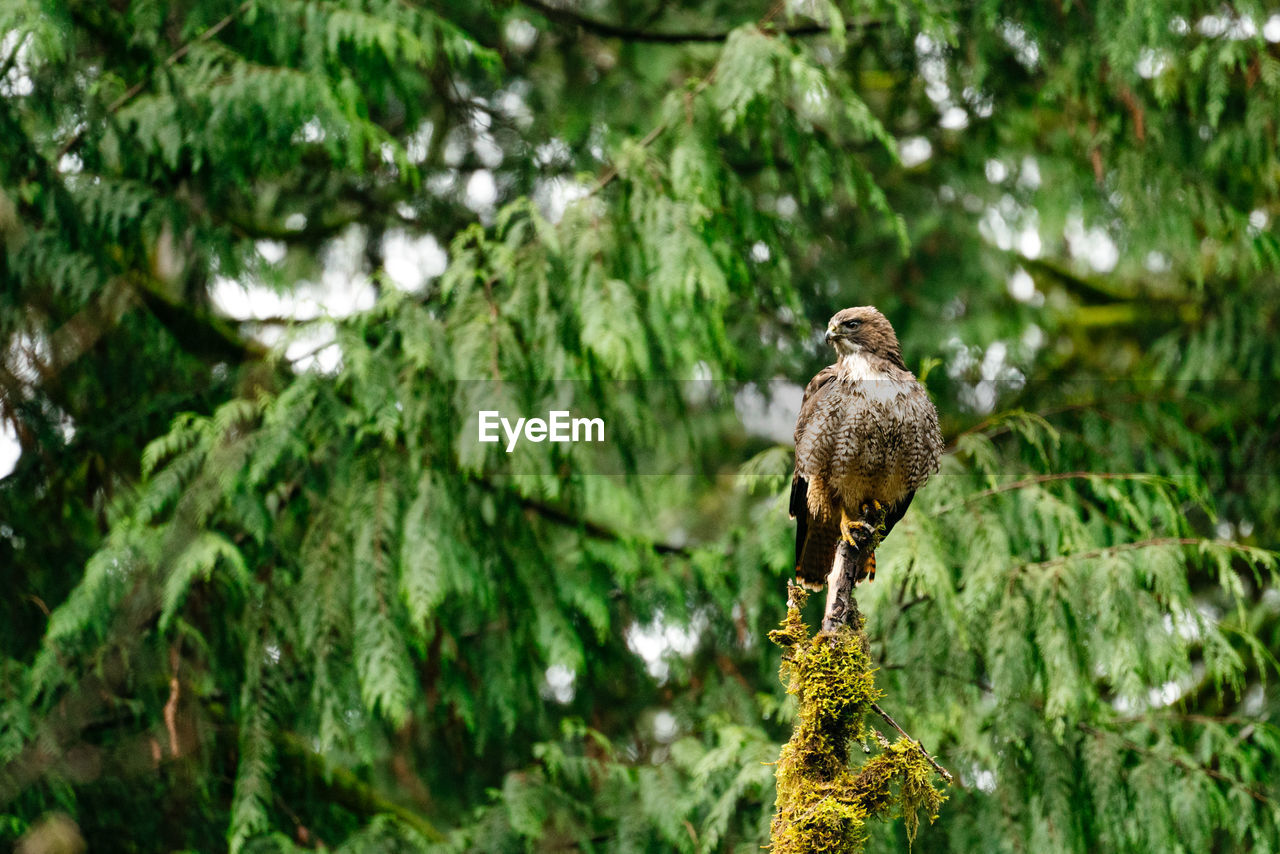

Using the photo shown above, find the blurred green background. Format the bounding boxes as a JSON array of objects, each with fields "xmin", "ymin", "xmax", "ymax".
[{"xmin": 2, "ymin": 0, "xmax": 1279, "ymax": 850}]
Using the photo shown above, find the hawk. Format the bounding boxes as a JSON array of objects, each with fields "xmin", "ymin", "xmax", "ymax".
[{"xmin": 791, "ymin": 306, "xmax": 942, "ymax": 591}]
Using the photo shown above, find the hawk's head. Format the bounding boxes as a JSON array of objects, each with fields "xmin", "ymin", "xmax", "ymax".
[{"xmin": 824, "ymin": 306, "xmax": 905, "ymax": 367}]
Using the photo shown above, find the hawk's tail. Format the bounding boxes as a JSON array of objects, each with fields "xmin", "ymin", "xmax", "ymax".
[
  {"xmin": 797, "ymin": 531, "xmax": 878, "ymax": 589},
  {"xmin": 790, "ymin": 475, "xmax": 809, "ymax": 572},
  {"xmin": 796, "ymin": 520, "xmax": 839, "ymax": 590}
]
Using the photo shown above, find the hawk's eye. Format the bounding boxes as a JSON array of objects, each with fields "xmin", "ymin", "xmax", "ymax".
[{"xmin": 843, "ymin": 319, "xmax": 861, "ymax": 329}]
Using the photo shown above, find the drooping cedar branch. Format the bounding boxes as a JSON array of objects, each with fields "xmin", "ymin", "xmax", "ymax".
[
  {"xmin": 515, "ymin": 0, "xmax": 886, "ymax": 44},
  {"xmin": 59, "ymin": 0, "xmax": 253, "ymax": 158}
]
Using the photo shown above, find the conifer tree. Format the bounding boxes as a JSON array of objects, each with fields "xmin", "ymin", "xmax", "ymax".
[{"xmin": 3, "ymin": 1, "xmax": 1279, "ymax": 851}]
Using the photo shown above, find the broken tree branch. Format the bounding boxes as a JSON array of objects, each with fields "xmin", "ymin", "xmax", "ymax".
[
  {"xmin": 817, "ymin": 502, "xmax": 954, "ymax": 784},
  {"xmin": 871, "ymin": 701, "xmax": 955, "ymax": 785},
  {"xmin": 821, "ymin": 504, "xmax": 882, "ymax": 633}
]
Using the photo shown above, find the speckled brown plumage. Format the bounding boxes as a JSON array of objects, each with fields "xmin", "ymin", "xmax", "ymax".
[{"xmin": 790, "ymin": 306, "xmax": 942, "ymax": 590}]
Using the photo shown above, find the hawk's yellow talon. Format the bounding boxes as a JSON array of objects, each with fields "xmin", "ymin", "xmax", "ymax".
[{"xmin": 840, "ymin": 509, "xmax": 874, "ymax": 546}]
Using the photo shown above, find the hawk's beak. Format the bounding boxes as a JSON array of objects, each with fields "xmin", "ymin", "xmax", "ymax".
[{"xmin": 824, "ymin": 329, "xmax": 836, "ymax": 344}]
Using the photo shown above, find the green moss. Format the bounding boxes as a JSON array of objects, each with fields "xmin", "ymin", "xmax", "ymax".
[{"xmin": 769, "ymin": 589, "xmax": 947, "ymax": 852}]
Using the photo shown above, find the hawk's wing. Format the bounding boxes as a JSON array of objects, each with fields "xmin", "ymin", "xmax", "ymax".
[
  {"xmin": 882, "ymin": 488, "xmax": 915, "ymax": 540},
  {"xmin": 790, "ymin": 366, "xmax": 838, "ymax": 572}
]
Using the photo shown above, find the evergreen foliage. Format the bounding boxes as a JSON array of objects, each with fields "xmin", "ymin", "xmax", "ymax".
[{"xmin": 2, "ymin": 0, "xmax": 1280, "ymax": 852}]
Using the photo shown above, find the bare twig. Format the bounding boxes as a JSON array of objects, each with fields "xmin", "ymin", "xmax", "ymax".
[
  {"xmin": 589, "ymin": 114, "xmax": 679, "ymax": 195},
  {"xmin": 885, "ymin": 536, "xmax": 1245, "ymax": 625},
  {"xmin": 474, "ymin": 478, "xmax": 693, "ymax": 557},
  {"xmin": 164, "ymin": 645, "xmax": 182, "ymax": 758},
  {"xmin": 871, "ymin": 701, "xmax": 955, "ymax": 784},
  {"xmin": 932, "ymin": 471, "xmax": 1173, "ymax": 515},
  {"xmin": 785, "ymin": 579, "xmax": 804, "ymax": 610},
  {"xmin": 1014, "ymin": 537, "xmax": 1205, "ymax": 574},
  {"xmin": 945, "ymin": 394, "xmax": 1166, "ymax": 452}
]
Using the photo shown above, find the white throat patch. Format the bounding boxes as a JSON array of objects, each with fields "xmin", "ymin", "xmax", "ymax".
[
  {"xmin": 839, "ymin": 351, "xmax": 880, "ymax": 381},
  {"xmin": 839, "ymin": 351, "xmax": 910, "ymax": 402}
]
